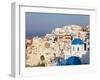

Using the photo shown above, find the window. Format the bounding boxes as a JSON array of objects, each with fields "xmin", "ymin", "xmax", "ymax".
[
  {"xmin": 77, "ymin": 47, "xmax": 79, "ymax": 51},
  {"xmin": 73, "ymin": 47, "xmax": 74, "ymax": 51}
]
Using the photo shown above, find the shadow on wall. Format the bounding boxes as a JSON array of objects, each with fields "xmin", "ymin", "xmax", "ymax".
[{"xmin": 81, "ymin": 51, "xmax": 90, "ymax": 64}]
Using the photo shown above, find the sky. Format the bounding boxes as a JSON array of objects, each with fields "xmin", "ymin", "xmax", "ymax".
[{"xmin": 25, "ymin": 12, "xmax": 89, "ymax": 38}]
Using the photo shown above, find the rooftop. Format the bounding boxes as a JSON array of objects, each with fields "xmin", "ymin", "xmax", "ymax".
[{"xmin": 72, "ymin": 38, "xmax": 84, "ymax": 45}]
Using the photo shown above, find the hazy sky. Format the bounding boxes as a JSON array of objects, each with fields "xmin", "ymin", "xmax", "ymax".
[{"xmin": 26, "ymin": 12, "xmax": 89, "ymax": 38}]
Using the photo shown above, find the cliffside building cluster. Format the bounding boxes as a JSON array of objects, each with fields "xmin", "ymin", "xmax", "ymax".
[{"xmin": 26, "ymin": 25, "xmax": 90, "ymax": 67}]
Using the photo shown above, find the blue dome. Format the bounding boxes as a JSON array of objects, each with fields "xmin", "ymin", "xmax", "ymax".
[
  {"xmin": 66, "ymin": 56, "xmax": 81, "ymax": 65},
  {"xmin": 72, "ymin": 38, "xmax": 84, "ymax": 45},
  {"xmin": 56, "ymin": 57, "xmax": 66, "ymax": 66}
]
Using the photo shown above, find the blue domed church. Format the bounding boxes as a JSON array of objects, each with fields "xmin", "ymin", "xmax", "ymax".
[{"xmin": 71, "ymin": 38, "xmax": 85, "ymax": 57}]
